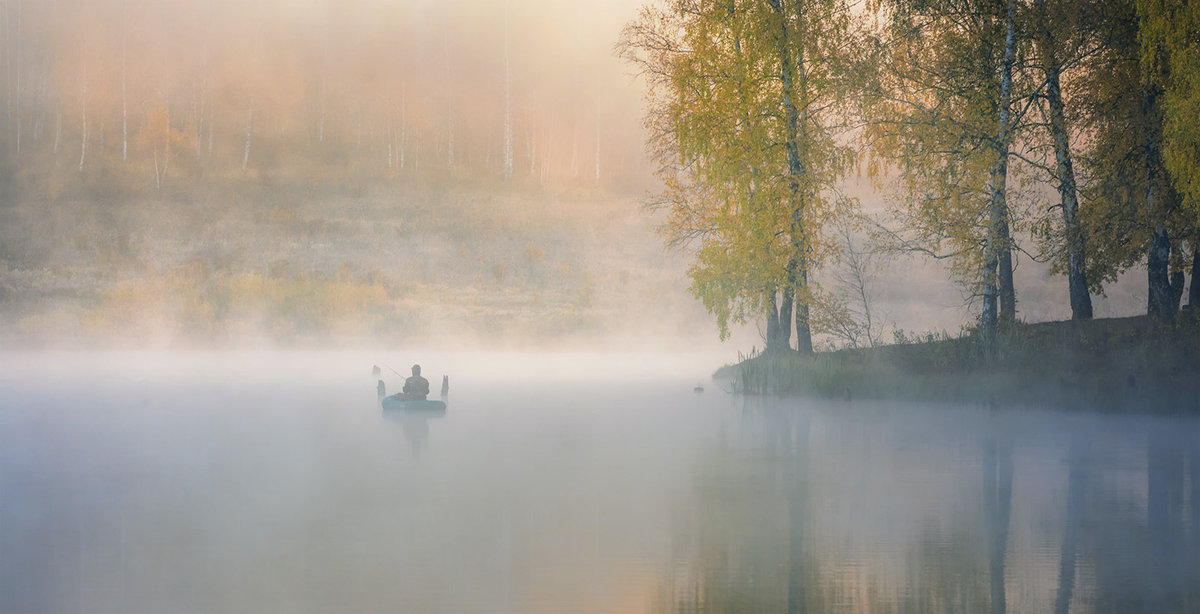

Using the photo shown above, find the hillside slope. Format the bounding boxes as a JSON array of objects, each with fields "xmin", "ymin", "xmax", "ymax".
[{"xmin": 0, "ymin": 176, "xmax": 709, "ymax": 349}]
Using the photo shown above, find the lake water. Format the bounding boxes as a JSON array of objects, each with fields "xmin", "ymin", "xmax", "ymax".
[{"xmin": 2, "ymin": 351, "xmax": 1198, "ymax": 613}]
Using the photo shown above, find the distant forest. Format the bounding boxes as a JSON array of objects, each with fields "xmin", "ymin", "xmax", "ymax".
[
  {"xmin": 0, "ymin": 0, "xmax": 649, "ymax": 191},
  {"xmin": 0, "ymin": 0, "xmax": 709, "ymax": 349}
]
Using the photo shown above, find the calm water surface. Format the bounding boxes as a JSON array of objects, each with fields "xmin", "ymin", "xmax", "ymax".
[{"xmin": 2, "ymin": 351, "xmax": 1198, "ymax": 613}]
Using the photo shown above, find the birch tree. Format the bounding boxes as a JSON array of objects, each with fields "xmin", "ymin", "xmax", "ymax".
[
  {"xmin": 120, "ymin": 0, "xmax": 126, "ymax": 162},
  {"xmin": 241, "ymin": 102, "xmax": 252, "ymax": 171},
  {"xmin": 1075, "ymin": 0, "xmax": 1190, "ymax": 320},
  {"xmin": 862, "ymin": 0, "xmax": 1029, "ymax": 343},
  {"xmin": 593, "ymin": 106, "xmax": 600, "ymax": 186},
  {"xmin": 13, "ymin": 0, "xmax": 20, "ymax": 154},
  {"xmin": 4, "ymin": 0, "xmax": 10, "ymax": 146},
  {"xmin": 621, "ymin": 0, "xmax": 859, "ymax": 353},
  {"xmin": 1137, "ymin": 0, "xmax": 1200, "ymax": 310},
  {"xmin": 1029, "ymin": 0, "xmax": 1103, "ymax": 320},
  {"xmin": 983, "ymin": 0, "xmax": 1019, "ymax": 339},
  {"xmin": 144, "ymin": 101, "xmax": 185, "ymax": 189},
  {"xmin": 77, "ymin": 67, "xmax": 86, "ymax": 170},
  {"xmin": 501, "ymin": 0, "xmax": 513, "ymax": 181},
  {"xmin": 443, "ymin": 32, "xmax": 454, "ymax": 169}
]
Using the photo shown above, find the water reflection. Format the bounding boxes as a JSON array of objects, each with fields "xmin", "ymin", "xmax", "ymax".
[
  {"xmin": 378, "ymin": 376, "xmax": 449, "ymax": 458},
  {"xmin": 653, "ymin": 400, "xmax": 822, "ymax": 613},
  {"xmin": 5, "ymin": 353, "xmax": 1200, "ymax": 613},
  {"xmin": 381, "ymin": 407, "xmax": 438, "ymax": 457},
  {"xmin": 1054, "ymin": 436, "xmax": 1087, "ymax": 614},
  {"xmin": 982, "ymin": 435, "xmax": 1012, "ymax": 614},
  {"xmin": 654, "ymin": 400, "xmax": 1200, "ymax": 614},
  {"xmin": 1097, "ymin": 421, "xmax": 1200, "ymax": 613}
]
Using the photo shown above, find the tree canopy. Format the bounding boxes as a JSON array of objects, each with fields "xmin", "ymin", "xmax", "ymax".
[
  {"xmin": 620, "ymin": 0, "xmax": 859, "ymax": 352},
  {"xmin": 625, "ymin": 0, "xmax": 1200, "ymax": 349}
]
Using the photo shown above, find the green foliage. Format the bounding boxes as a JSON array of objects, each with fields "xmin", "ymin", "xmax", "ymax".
[
  {"xmin": 860, "ymin": 0, "xmax": 1024, "ymax": 318},
  {"xmin": 1071, "ymin": 0, "xmax": 1162, "ymax": 288},
  {"xmin": 1138, "ymin": 0, "xmax": 1200, "ymax": 231},
  {"xmin": 620, "ymin": 0, "xmax": 861, "ymax": 344}
]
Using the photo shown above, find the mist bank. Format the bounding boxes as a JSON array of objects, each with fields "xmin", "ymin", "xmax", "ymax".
[
  {"xmin": 717, "ymin": 314, "xmax": 1200, "ymax": 412},
  {"xmin": 0, "ymin": 0, "xmax": 650, "ymax": 193},
  {"xmin": 0, "ymin": 175, "xmax": 716, "ymax": 350}
]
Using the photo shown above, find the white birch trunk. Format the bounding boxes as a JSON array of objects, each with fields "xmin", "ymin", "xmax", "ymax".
[
  {"xmin": 569, "ymin": 69, "xmax": 580, "ymax": 178},
  {"xmin": 155, "ymin": 107, "xmax": 169, "ymax": 189},
  {"xmin": 570, "ymin": 123, "xmax": 578, "ymax": 178},
  {"xmin": 317, "ymin": 64, "xmax": 325, "ymax": 145},
  {"xmin": 30, "ymin": 63, "xmax": 38, "ymax": 141},
  {"xmin": 501, "ymin": 1, "xmax": 513, "ymax": 181},
  {"xmin": 14, "ymin": 0, "xmax": 19, "ymax": 154},
  {"xmin": 199, "ymin": 45, "xmax": 210, "ymax": 158},
  {"xmin": 317, "ymin": 31, "xmax": 326, "ymax": 145},
  {"xmin": 121, "ymin": 0, "xmax": 127, "ymax": 162},
  {"xmin": 371, "ymin": 125, "xmax": 379, "ymax": 165},
  {"xmin": 486, "ymin": 126, "xmax": 492, "ymax": 168},
  {"xmin": 981, "ymin": 0, "xmax": 1018, "ymax": 342},
  {"xmin": 1034, "ymin": 0, "xmax": 1091, "ymax": 319},
  {"xmin": 78, "ymin": 86, "xmax": 87, "ymax": 171},
  {"xmin": 4, "ymin": 0, "xmax": 10, "ymax": 142},
  {"xmin": 36, "ymin": 52, "xmax": 47, "ymax": 143},
  {"xmin": 195, "ymin": 78, "xmax": 204, "ymax": 157},
  {"xmin": 242, "ymin": 103, "xmax": 253, "ymax": 171},
  {"xmin": 188, "ymin": 85, "xmax": 198, "ymax": 158},
  {"xmin": 526, "ymin": 127, "xmax": 536, "ymax": 176},
  {"xmin": 444, "ymin": 32, "xmax": 454, "ymax": 168},
  {"xmin": 35, "ymin": 66, "xmax": 46, "ymax": 143},
  {"xmin": 594, "ymin": 109, "xmax": 600, "ymax": 185},
  {"xmin": 399, "ymin": 89, "xmax": 406, "ymax": 170}
]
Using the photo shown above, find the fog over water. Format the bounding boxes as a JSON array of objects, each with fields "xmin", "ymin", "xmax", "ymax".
[{"xmin": 3, "ymin": 351, "xmax": 1198, "ymax": 613}]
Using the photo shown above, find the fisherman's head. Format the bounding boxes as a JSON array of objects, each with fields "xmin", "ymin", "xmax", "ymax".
[{"xmin": 411, "ymin": 364, "xmax": 421, "ymax": 375}]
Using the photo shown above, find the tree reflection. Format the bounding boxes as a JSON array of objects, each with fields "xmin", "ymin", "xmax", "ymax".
[
  {"xmin": 651, "ymin": 399, "xmax": 825, "ymax": 613},
  {"xmin": 894, "ymin": 435, "xmax": 1008, "ymax": 614},
  {"xmin": 982, "ymin": 436, "xmax": 1013, "ymax": 614},
  {"xmin": 652, "ymin": 402, "xmax": 1200, "ymax": 614},
  {"xmin": 653, "ymin": 401, "xmax": 1006, "ymax": 614},
  {"xmin": 898, "ymin": 524, "xmax": 989, "ymax": 613},
  {"xmin": 1054, "ymin": 437, "xmax": 1088, "ymax": 614},
  {"xmin": 1089, "ymin": 420, "xmax": 1200, "ymax": 613},
  {"xmin": 786, "ymin": 409, "xmax": 808, "ymax": 614}
]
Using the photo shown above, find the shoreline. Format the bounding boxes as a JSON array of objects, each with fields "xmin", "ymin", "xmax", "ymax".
[{"xmin": 715, "ymin": 313, "xmax": 1200, "ymax": 412}]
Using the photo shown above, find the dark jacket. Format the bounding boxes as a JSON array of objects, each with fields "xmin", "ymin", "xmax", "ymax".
[{"xmin": 403, "ymin": 375, "xmax": 430, "ymax": 399}]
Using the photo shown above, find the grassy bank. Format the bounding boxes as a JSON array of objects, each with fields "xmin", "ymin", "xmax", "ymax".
[
  {"xmin": 715, "ymin": 313, "xmax": 1200, "ymax": 411},
  {"xmin": 0, "ymin": 174, "xmax": 707, "ymax": 349}
]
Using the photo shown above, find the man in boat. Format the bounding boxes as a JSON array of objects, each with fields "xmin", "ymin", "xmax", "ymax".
[{"xmin": 402, "ymin": 364, "xmax": 431, "ymax": 400}]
